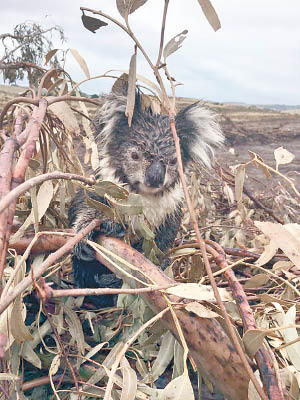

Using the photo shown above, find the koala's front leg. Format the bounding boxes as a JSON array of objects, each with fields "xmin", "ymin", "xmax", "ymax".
[
  {"xmin": 69, "ymin": 188, "xmax": 125, "ymax": 260},
  {"xmin": 154, "ymin": 205, "xmax": 183, "ymax": 253},
  {"xmin": 68, "ymin": 188, "xmax": 124, "ymax": 305}
]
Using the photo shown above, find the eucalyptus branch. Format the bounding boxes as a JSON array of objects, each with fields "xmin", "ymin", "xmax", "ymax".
[
  {"xmin": 0, "ymin": 219, "xmax": 101, "ymax": 315},
  {"xmin": 80, "ymin": 7, "xmax": 155, "ymax": 71},
  {"xmin": 0, "ymin": 172, "xmax": 95, "ymax": 215},
  {"xmin": 0, "ymin": 61, "xmax": 45, "ymax": 72},
  {"xmin": 163, "ymin": 65, "xmax": 176, "ymax": 110},
  {"xmin": 44, "ymin": 284, "xmax": 175, "ymax": 299},
  {"xmin": 0, "ymin": 33, "xmax": 19, "ymax": 40},
  {"xmin": 155, "ymin": 0, "xmax": 169, "ymax": 68},
  {"xmin": 80, "ymin": 7, "xmax": 170, "ymax": 110},
  {"xmin": 248, "ymin": 156, "xmax": 300, "ymax": 198},
  {"xmin": 67, "ymin": 73, "xmax": 124, "ymax": 96},
  {"xmin": 0, "ymin": 98, "xmax": 38, "ymax": 129},
  {"xmin": 0, "ymin": 95, "xmax": 98, "ymax": 129}
]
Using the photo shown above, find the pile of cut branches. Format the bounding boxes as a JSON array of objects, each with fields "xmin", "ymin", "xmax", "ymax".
[{"xmin": 0, "ymin": 1, "xmax": 300, "ymax": 399}]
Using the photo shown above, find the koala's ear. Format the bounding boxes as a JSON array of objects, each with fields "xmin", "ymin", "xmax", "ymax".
[
  {"xmin": 175, "ymin": 102, "xmax": 224, "ymax": 168},
  {"xmin": 93, "ymin": 93, "xmax": 127, "ymax": 141}
]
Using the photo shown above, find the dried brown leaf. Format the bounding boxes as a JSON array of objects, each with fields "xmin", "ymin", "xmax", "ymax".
[
  {"xmin": 185, "ymin": 302, "xmax": 219, "ymax": 318},
  {"xmin": 117, "ymin": 0, "xmax": 148, "ymax": 19},
  {"xmin": 120, "ymin": 357, "xmax": 138, "ymax": 400},
  {"xmin": 163, "ymin": 30, "xmax": 188, "ymax": 61},
  {"xmin": 242, "ymin": 329, "xmax": 267, "ymax": 358},
  {"xmin": 166, "ymin": 283, "xmax": 232, "ymax": 302},
  {"xmin": 255, "ymin": 241, "xmax": 278, "ymax": 267},
  {"xmin": 248, "ymin": 150, "xmax": 271, "ymax": 178},
  {"xmin": 49, "ymin": 100, "xmax": 80, "ymax": 132},
  {"xmin": 70, "ymin": 48, "xmax": 90, "ymax": 79},
  {"xmin": 125, "ymin": 51, "xmax": 137, "ymax": 126},
  {"xmin": 160, "ymin": 374, "xmax": 194, "ymax": 400},
  {"xmin": 44, "ymin": 49, "xmax": 58, "ymax": 65},
  {"xmin": 197, "ymin": 0, "xmax": 221, "ymax": 31},
  {"xmin": 244, "ymin": 273, "xmax": 269, "ymax": 289},
  {"xmin": 11, "ymin": 297, "xmax": 33, "ymax": 343},
  {"xmin": 81, "ymin": 13, "xmax": 108, "ymax": 33},
  {"xmin": 235, "ymin": 164, "xmax": 245, "ymax": 206},
  {"xmin": 281, "ymin": 305, "xmax": 300, "ymax": 370},
  {"xmin": 274, "ymin": 146, "xmax": 295, "ymax": 170},
  {"xmin": 255, "ymin": 221, "xmax": 300, "ymax": 267}
]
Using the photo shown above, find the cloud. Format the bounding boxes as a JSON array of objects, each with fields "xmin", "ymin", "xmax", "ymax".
[{"xmin": 1, "ymin": 0, "xmax": 300, "ymax": 104}]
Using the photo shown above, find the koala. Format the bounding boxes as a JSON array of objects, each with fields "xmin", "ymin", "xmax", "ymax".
[{"xmin": 68, "ymin": 90, "xmax": 224, "ymax": 307}]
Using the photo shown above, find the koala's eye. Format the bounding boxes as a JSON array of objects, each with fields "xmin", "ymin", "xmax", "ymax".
[
  {"xmin": 169, "ymin": 158, "xmax": 177, "ymax": 165},
  {"xmin": 131, "ymin": 151, "xmax": 139, "ymax": 160}
]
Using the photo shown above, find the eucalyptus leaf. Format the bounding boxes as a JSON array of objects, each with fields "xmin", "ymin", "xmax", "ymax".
[
  {"xmin": 126, "ymin": 50, "xmax": 137, "ymax": 126},
  {"xmin": 117, "ymin": 0, "xmax": 148, "ymax": 19},
  {"xmin": 137, "ymin": 218, "xmax": 155, "ymax": 241},
  {"xmin": 95, "ymin": 181, "xmax": 128, "ymax": 199},
  {"xmin": 81, "ymin": 13, "xmax": 108, "ymax": 33},
  {"xmin": 197, "ymin": 0, "xmax": 221, "ymax": 31},
  {"xmin": 114, "ymin": 193, "xmax": 143, "ymax": 216},
  {"xmin": 163, "ymin": 30, "xmax": 188, "ymax": 61},
  {"xmin": 70, "ymin": 48, "xmax": 90, "ymax": 79},
  {"xmin": 242, "ymin": 329, "xmax": 267, "ymax": 358},
  {"xmin": 234, "ymin": 164, "xmax": 245, "ymax": 204},
  {"xmin": 86, "ymin": 194, "xmax": 115, "ymax": 219}
]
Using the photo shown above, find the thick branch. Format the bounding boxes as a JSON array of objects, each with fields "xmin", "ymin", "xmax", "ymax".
[{"xmin": 95, "ymin": 236, "xmax": 250, "ymax": 400}]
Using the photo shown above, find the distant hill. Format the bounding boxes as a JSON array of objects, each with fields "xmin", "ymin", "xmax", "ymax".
[{"xmin": 255, "ymin": 104, "xmax": 300, "ymax": 111}]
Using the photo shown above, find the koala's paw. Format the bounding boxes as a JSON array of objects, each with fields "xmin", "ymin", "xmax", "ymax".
[{"xmin": 99, "ymin": 221, "xmax": 126, "ymax": 238}]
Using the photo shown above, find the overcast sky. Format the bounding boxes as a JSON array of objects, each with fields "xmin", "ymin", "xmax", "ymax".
[{"xmin": 1, "ymin": 1, "xmax": 300, "ymax": 105}]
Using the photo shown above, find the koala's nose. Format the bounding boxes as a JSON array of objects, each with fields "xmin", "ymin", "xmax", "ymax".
[{"xmin": 145, "ymin": 161, "xmax": 165, "ymax": 188}]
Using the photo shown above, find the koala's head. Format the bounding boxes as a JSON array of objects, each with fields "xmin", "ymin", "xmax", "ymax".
[{"xmin": 93, "ymin": 92, "xmax": 224, "ymax": 196}]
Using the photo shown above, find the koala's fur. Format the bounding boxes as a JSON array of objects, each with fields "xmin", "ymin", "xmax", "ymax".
[{"xmin": 68, "ymin": 91, "xmax": 224, "ymax": 307}]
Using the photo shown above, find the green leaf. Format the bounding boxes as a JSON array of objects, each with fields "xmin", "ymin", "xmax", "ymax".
[
  {"xmin": 86, "ymin": 195, "xmax": 114, "ymax": 219},
  {"xmin": 94, "ymin": 181, "xmax": 128, "ymax": 199},
  {"xmin": 137, "ymin": 218, "xmax": 155, "ymax": 241},
  {"xmin": 114, "ymin": 193, "xmax": 143, "ymax": 216}
]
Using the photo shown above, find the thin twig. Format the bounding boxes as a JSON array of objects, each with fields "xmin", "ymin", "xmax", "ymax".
[
  {"xmin": 45, "ymin": 284, "xmax": 176, "ymax": 298},
  {"xmin": 155, "ymin": 0, "xmax": 169, "ymax": 68},
  {"xmin": 0, "ymin": 219, "xmax": 100, "ymax": 315},
  {"xmin": 0, "ymin": 172, "xmax": 95, "ymax": 215}
]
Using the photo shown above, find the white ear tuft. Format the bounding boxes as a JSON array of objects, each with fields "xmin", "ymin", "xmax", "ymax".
[{"xmin": 176, "ymin": 102, "xmax": 224, "ymax": 168}]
